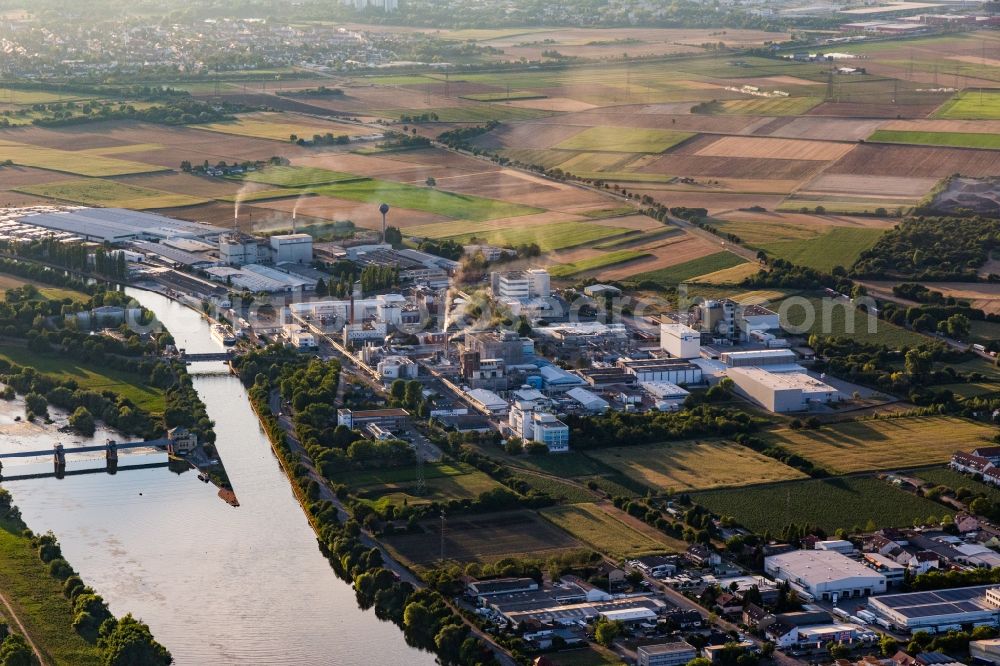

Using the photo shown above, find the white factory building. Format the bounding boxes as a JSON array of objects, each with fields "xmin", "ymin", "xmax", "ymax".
[
  {"xmin": 566, "ymin": 387, "xmax": 610, "ymax": 412},
  {"xmin": 727, "ymin": 366, "xmax": 840, "ymax": 413},
  {"xmin": 219, "ymin": 232, "xmax": 266, "ymax": 266},
  {"xmin": 660, "ymin": 323, "xmax": 700, "ymax": 359},
  {"xmin": 270, "ymin": 233, "xmax": 313, "ymax": 264},
  {"xmin": 490, "ymin": 268, "xmax": 550, "ymax": 301},
  {"xmin": 377, "ymin": 355, "xmax": 419, "ymax": 380},
  {"xmin": 11, "ymin": 207, "xmax": 220, "ymax": 243},
  {"xmin": 205, "ymin": 264, "xmax": 312, "ymax": 293},
  {"xmin": 289, "ymin": 294, "xmax": 407, "ymax": 329},
  {"xmin": 721, "ymin": 349, "xmax": 798, "ymax": 367},
  {"xmin": 765, "ymin": 550, "xmax": 887, "ymax": 602}
]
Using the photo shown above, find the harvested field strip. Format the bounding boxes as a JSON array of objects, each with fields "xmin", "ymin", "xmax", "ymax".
[
  {"xmin": 555, "ymin": 127, "xmax": 695, "ymax": 153},
  {"xmin": 693, "ymin": 477, "xmax": 952, "ymax": 534},
  {"xmin": 0, "ymin": 140, "xmax": 166, "ymax": 177},
  {"xmin": 191, "ymin": 113, "xmax": 366, "ymax": 141},
  {"xmin": 549, "ymin": 250, "xmax": 650, "ymax": 278},
  {"xmin": 79, "ymin": 143, "xmax": 165, "ymax": 156},
  {"xmin": 313, "ymin": 178, "xmax": 542, "ymax": 221},
  {"xmin": 826, "ymin": 143, "xmax": 1000, "ymax": 179},
  {"xmin": 630, "ymin": 251, "xmax": 747, "ymax": 286},
  {"xmin": 586, "ymin": 440, "xmax": 807, "ymax": 492},
  {"xmin": 243, "ymin": 166, "xmax": 362, "ymax": 187},
  {"xmin": 556, "ymin": 151, "xmax": 638, "ymax": 172},
  {"xmin": 868, "ymin": 129, "xmax": 1000, "ymax": 150},
  {"xmin": 762, "ymin": 416, "xmax": 994, "ymax": 474},
  {"xmin": 218, "ymin": 189, "xmax": 307, "ymax": 203},
  {"xmin": 460, "ymin": 92, "xmax": 547, "ymax": 101},
  {"xmin": 540, "ymin": 503, "xmax": 675, "ymax": 559},
  {"xmin": 693, "ymin": 262, "xmax": 762, "ymax": 285},
  {"xmin": 15, "ymin": 178, "xmax": 210, "ymax": 209},
  {"xmin": 497, "ymin": 148, "xmax": 572, "ymax": 169},
  {"xmin": 758, "ymin": 227, "xmax": 885, "ymax": 273},
  {"xmin": 448, "ymin": 220, "xmax": 631, "ymax": 252},
  {"xmin": 694, "ymin": 136, "xmax": 854, "ymax": 161}
]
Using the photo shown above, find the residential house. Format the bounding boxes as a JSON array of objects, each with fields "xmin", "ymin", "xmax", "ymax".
[
  {"xmin": 951, "ymin": 451, "xmax": 994, "ymax": 475},
  {"xmin": 907, "ymin": 551, "xmax": 940, "ymax": 575},
  {"xmin": 686, "ymin": 544, "xmax": 722, "ymax": 568},
  {"xmin": 955, "ymin": 512, "xmax": 980, "ymax": 534},
  {"xmin": 714, "ymin": 592, "xmax": 743, "ymax": 617},
  {"xmin": 743, "ymin": 603, "xmax": 770, "ymax": 628},
  {"xmin": 972, "ymin": 446, "xmax": 1000, "ymax": 464}
]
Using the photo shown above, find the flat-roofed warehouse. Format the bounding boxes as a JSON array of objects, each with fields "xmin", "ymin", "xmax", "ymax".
[
  {"xmin": 867, "ymin": 585, "xmax": 1000, "ymax": 633},
  {"xmin": 765, "ymin": 550, "xmax": 886, "ymax": 601},
  {"xmin": 15, "ymin": 208, "xmax": 221, "ymax": 243}
]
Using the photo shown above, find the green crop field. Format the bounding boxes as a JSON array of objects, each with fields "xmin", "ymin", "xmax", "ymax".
[
  {"xmin": 15, "ymin": 178, "xmax": 209, "ymax": 209},
  {"xmin": 763, "ymin": 416, "xmax": 995, "ymax": 474},
  {"xmin": 540, "ymin": 503, "xmax": 676, "ymax": 559},
  {"xmin": 714, "ymin": 96, "xmax": 822, "ymax": 116},
  {"xmin": 0, "ymin": 347, "xmax": 164, "ymax": 413},
  {"xmin": 543, "ymin": 646, "xmax": 625, "ymax": 666},
  {"xmin": 915, "ymin": 467, "xmax": 1000, "ymax": 502},
  {"xmin": 587, "ymin": 440, "xmax": 807, "ymax": 492},
  {"xmin": 496, "ymin": 148, "xmax": 573, "ymax": 170},
  {"xmin": 314, "ymin": 178, "xmax": 542, "ymax": 221},
  {"xmin": 556, "ymin": 127, "xmax": 695, "ymax": 153},
  {"xmin": 869, "ymin": 129, "xmax": 1000, "ymax": 150},
  {"xmin": 354, "ymin": 469, "xmax": 503, "ymax": 512},
  {"xmin": 779, "ymin": 295, "xmax": 927, "ymax": 347},
  {"xmin": 758, "ymin": 227, "xmax": 885, "ymax": 273},
  {"xmin": 327, "ymin": 462, "xmax": 471, "ymax": 487},
  {"xmin": 549, "ymin": 250, "xmax": 649, "ymax": 278},
  {"xmin": 0, "ymin": 87, "xmax": 95, "ymax": 105},
  {"xmin": 450, "ymin": 220, "xmax": 630, "ymax": 251},
  {"xmin": 243, "ymin": 166, "xmax": 360, "ymax": 187},
  {"xmin": 383, "ymin": 510, "xmax": 587, "ymax": 567},
  {"xmin": 509, "ymin": 471, "xmax": 597, "ymax": 504},
  {"xmin": 693, "ymin": 476, "xmax": 952, "ymax": 534},
  {"xmin": 556, "ymin": 151, "xmax": 637, "ymax": 173},
  {"xmin": 631, "ymin": 251, "xmax": 747, "ymax": 286},
  {"xmin": 0, "ymin": 516, "xmax": 102, "ymax": 665},
  {"xmin": 0, "ymin": 141, "xmax": 166, "ymax": 177},
  {"xmin": 933, "ymin": 90, "xmax": 1000, "ymax": 120},
  {"xmin": 218, "ymin": 189, "xmax": 304, "ymax": 203},
  {"xmin": 776, "ymin": 197, "xmax": 913, "ymax": 215}
]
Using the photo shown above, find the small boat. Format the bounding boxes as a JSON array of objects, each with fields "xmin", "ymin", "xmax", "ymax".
[
  {"xmin": 197, "ymin": 473, "xmax": 210, "ymax": 483},
  {"xmin": 210, "ymin": 325, "xmax": 237, "ymax": 347}
]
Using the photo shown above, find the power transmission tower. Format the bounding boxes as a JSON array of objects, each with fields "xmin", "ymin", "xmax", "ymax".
[
  {"xmin": 415, "ymin": 450, "xmax": 426, "ymax": 496},
  {"xmin": 439, "ymin": 511, "xmax": 446, "ymax": 563}
]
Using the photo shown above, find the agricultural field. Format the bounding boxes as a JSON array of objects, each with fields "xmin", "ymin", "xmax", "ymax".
[
  {"xmin": 868, "ymin": 129, "xmax": 1000, "ymax": 150},
  {"xmin": 779, "ymin": 295, "xmax": 927, "ymax": 347},
  {"xmin": 0, "ymin": 139, "xmax": 166, "ymax": 177},
  {"xmin": 555, "ymin": 127, "xmax": 695, "ymax": 153},
  {"xmin": 630, "ymin": 251, "xmax": 748, "ymax": 286},
  {"xmin": 449, "ymin": 220, "xmax": 631, "ymax": 252},
  {"xmin": 14, "ymin": 178, "xmax": 209, "ymax": 209},
  {"xmin": 191, "ymin": 112, "xmax": 366, "ymax": 142},
  {"xmin": 0, "ymin": 346, "xmax": 164, "ymax": 413},
  {"xmin": 313, "ymin": 178, "xmax": 542, "ymax": 221},
  {"xmin": 0, "ymin": 274, "xmax": 89, "ymax": 301},
  {"xmin": 756, "ymin": 227, "xmax": 886, "ymax": 273},
  {"xmin": 549, "ymin": 250, "xmax": 649, "ymax": 278},
  {"xmin": 693, "ymin": 476, "xmax": 952, "ymax": 534},
  {"xmin": 762, "ymin": 416, "xmax": 995, "ymax": 474},
  {"xmin": 934, "ymin": 90, "xmax": 1000, "ymax": 120},
  {"xmin": 242, "ymin": 166, "xmax": 360, "ymax": 187},
  {"xmin": 459, "ymin": 92, "xmax": 547, "ymax": 102},
  {"xmin": 586, "ymin": 440, "xmax": 807, "ymax": 492},
  {"xmin": 540, "ymin": 503, "xmax": 676, "ymax": 559},
  {"xmin": 347, "ymin": 463, "xmax": 503, "ymax": 511},
  {"xmin": 915, "ymin": 467, "xmax": 1000, "ymax": 502},
  {"xmin": 382, "ymin": 510, "xmax": 587, "ymax": 567},
  {"xmin": 509, "ymin": 471, "xmax": 597, "ymax": 504},
  {"xmin": 705, "ymin": 97, "xmax": 823, "ymax": 116}
]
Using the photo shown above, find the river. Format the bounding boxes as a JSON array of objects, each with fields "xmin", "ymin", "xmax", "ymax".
[{"xmin": 1, "ymin": 288, "xmax": 434, "ymax": 665}]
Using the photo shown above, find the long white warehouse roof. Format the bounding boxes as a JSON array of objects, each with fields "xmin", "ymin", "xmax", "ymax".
[{"xmin": 18, "ymin": 208, "xmax": 220, "ymax": 242}]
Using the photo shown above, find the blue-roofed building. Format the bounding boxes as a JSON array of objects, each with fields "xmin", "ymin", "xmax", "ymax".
[{"xmin": 538, "ymin": 364, "xmax": 586, "ymax": 392}]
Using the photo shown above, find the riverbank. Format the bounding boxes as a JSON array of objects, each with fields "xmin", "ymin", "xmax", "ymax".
[{"xmin": 0, "ymin": 512, "xmax": 101, "ymax": 665}]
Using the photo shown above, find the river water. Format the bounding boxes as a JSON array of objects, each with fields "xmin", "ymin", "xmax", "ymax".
[{"xmin": 1, "ymin": 288, "xmax": 433, "ymax": 665}]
